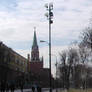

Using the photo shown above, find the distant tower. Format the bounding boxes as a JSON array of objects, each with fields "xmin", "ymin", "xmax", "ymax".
[
  {"xmin": 30, "ymin": 28, "xmax": 50, "ymax": 86},
  {"xmin": 31, "ymin": 27, "xmax": 39, "ymax": 62},
  {"xmin": 30, "ymin": 27, "xmax": 43, "ymax": 73}
]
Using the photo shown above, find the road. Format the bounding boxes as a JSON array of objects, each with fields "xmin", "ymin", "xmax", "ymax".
[{"xmin": 13, "ymin": 88, "xmax": 63, "ymax": 92}]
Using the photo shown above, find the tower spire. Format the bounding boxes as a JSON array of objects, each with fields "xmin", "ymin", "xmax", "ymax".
[
  {"xmin": 32, "ymin": 27, "xmax": 38, "ymax": 47},
  {"xmin": 31, "ymin": 27, "xmax": 39, "ymax": 61}
]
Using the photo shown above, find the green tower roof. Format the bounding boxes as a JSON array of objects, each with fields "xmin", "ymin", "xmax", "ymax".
[{"xmin": 32, "ymin": 30, "xmax": 38, "ymax": 47}]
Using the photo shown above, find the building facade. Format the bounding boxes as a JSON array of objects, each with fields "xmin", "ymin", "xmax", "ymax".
[{"xmin": 0, "ymin": 42, "xmax": 28, "ymax": 85}]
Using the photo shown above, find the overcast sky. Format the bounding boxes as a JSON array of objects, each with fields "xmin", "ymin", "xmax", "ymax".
[{"xmin": 0, "ymin": 0, "xmax": 92, "ymax": 76}]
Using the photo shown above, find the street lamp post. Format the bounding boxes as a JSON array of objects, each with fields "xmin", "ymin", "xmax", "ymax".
[
  {"xmin": 51, "ymin": 54, "xmax": 58, "ymax": 92},
  {"xmin": 45, "ymin": 3, "xmax": 53, "ymax": 92},
  {"xmin": 40, "ymin": 40, "xmax": 58, "ymax": 92}
]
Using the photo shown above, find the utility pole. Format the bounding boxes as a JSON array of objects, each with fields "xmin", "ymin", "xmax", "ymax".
[{"xmin": 45, "ymin": 3, "xmax": 53, "ymax": 92}]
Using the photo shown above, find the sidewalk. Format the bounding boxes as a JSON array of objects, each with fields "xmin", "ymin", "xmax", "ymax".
[
  {"xmin": 12, "ymin": 89, "xmax": 32, "ymax": 92},
  {"xmin": 10, "ymin": 88, "xmax": 62, "ymax": 92},
  {"xmin": 12, "ymin": 88, "xmax": 49, "ymax": 92}
]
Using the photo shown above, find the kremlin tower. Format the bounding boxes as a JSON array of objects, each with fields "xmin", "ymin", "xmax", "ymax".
[{"xmin": 30, "ymin": 29, "xmax": 43, "ymax": 74}]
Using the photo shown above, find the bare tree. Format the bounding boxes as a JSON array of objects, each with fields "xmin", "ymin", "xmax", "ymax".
[
  {"xmin": 81, "ymin": 27, "xmax": 92, "ymax": 49},
  {"xmin": 58, "ymin": 47, "xmax": 79, "ymax": 90},
  {"xmin": 59, "ymin": 51, "xmax": 67, "ymax": 89},
  {"xmin": 67, "ymin": 47, "xmax": 79, "ymax": 88},
  {"xmin": 79, "ymin": 45, "xmax": 89, "ymax": 64},
  {"xmin": 80, "ymin": 27, "xmax": 92, "ymax": 63},
  {"xmin": 78, "ymin": 42, "xmax": 90, "ymax": 90}
]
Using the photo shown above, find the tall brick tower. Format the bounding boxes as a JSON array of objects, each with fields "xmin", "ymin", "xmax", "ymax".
[
  {"xmin": 30, "ymin": 28, "xmax": 51, "ymax": 87},
  {"xmin": 30, "ymin": 28, "xmax": 43, "ymax": 73}
]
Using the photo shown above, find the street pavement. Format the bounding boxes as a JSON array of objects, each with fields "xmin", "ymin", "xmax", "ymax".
[
  {"xmin": 13, "ymin": 88, "xmax": 63, "ymax": 92},
  {"xmin": 14, "ymin": 88, "xmax": 50, "ymax": 92}
]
